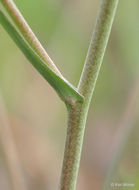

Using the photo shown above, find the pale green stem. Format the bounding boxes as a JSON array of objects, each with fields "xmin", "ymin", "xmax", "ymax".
[
  {"xmin": 0, "ymin": 0, "xmax": 62, "ymax": 77},
  {"xmin": 0, "ymin": 11, "xmax": 83, "ymax": 104},
  {"xmin": 59, "ymin": 0, "xmax": 119, "ymax": 190},
  {"xmin": 0, "ymin": 94, "xmax": 27, "ymax": 190}
]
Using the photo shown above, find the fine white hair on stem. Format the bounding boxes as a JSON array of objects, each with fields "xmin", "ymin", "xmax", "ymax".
[{"xmin": 0, "ymin": 0, "xmax": 62, "ymax": 77}]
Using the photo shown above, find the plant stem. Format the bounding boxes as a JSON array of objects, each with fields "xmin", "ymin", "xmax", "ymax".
[
  {"xmin": 0, "ymin": 0, "xmax": 62, "ymax": 77},
  {"xmin": 0, "ymin": 11, "xmax": 83, "ymax": 104},
  {"xmin": 0, "ymin": 93, "xmax": 27, "ymax": 190},
  {"xmin": 59, "ymin": 0, "xmax": 119, "ymax": 189}
]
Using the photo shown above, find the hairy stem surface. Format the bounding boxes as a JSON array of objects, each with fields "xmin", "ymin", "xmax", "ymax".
[
  {"xmin": 59, "ymin": 0, "xmax": 119, "ymax": 189},
  {"xmin": 0, "ymin": 11, "xmax": 83, "ymax": 104},
  {"xmin": 0, "ymin": 0, "xmax": 62, "ymax": 77}
]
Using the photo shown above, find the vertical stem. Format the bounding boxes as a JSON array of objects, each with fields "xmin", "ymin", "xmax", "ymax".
[
  {"xmin": 0, "ymin": 0, "xmax": 62, "ymax": 77},
  {"xmin": 59, "ymin": 102, "xmax": 83, "ymax": 190},
  {"xmin": 59, "ymin": 0, "xmax": 119, "ymax": 190},
  {"xmin": 0, "ymin": 94, "xmax": 27, "ymax": 190}
]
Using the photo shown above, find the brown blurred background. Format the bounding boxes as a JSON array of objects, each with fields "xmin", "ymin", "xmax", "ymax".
[{"xmin": 0, "ymin": 0, "xmax": 139, "ymax": 189}]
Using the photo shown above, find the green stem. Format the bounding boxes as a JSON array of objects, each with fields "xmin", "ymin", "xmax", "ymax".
[
  {"xmin": 59, "ymin": 0, "xmax": 119, "ymax": 189},
  {"xmin": 0, "ymin": 11, "xmax": 83, "ymax": 104},
  {"xmin": 0, "ymin": 0, "xmax": 62, "ymax": 77}
]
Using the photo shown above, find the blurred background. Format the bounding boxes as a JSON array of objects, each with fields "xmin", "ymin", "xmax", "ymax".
[{"xmin": 0, "ymin": 0, "xmax": 139, "ymax": 189}]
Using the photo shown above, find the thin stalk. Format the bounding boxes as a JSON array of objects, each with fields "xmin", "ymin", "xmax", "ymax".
[
  {"xmin": 0, "ymin": 11, "xmax": 83, "ymax": 104},
  {"xmin": 59, "ymin": 0, "xmax": 119, "ymax": 190},
  {"xmin": 0, "ymin": 93, "xmax": 27, "ymax": 190},
  {"xmin": 0, "ymin": 0, "xmax": 62, "ymax": 77}
]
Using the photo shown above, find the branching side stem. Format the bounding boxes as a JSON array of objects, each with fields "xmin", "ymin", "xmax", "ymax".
[
  {"xmin": 0, "ymin": 0, "xmax": 119, "ymax": 189},
  {"xmin": 0, "ymin": 11, "xmax": 83, "ymax": 104},
  {"xmin": 0, "ymin": 0, "xmax": 62, "ymax": 77},
  {"xmin": 59, "ymin": 0, "xmax": 119, "ymax": 190}
]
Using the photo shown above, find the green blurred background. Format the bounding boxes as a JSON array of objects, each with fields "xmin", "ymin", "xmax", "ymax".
[{"xmin": 0, "ymin": 0, "xmax": 139, "ymax": 189}]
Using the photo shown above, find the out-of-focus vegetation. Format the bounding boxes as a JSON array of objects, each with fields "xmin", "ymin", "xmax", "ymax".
[{"xmin": 0, "ymin": 0, "xmax": 139, "ymax": 189}]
